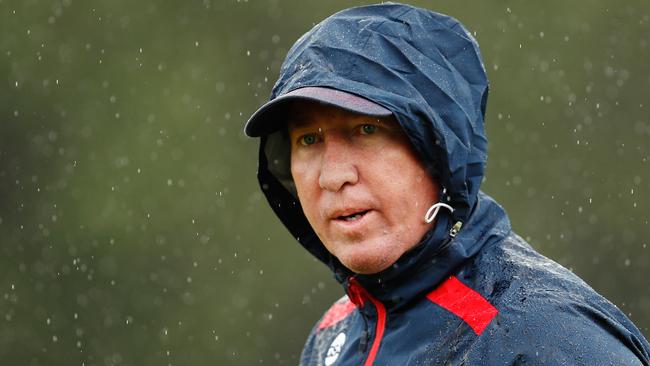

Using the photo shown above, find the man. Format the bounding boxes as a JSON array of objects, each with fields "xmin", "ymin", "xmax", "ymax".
[{"xmin": 245, "ymin": 3, "xmax": 650, "ymax": 365}]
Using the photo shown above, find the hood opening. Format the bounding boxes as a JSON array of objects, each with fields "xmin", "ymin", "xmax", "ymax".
[{"xmin": 252, "ymin": 3, "xmax": 492, "ymax": 288}]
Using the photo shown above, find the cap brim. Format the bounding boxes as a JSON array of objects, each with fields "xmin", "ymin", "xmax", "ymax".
[{"xmin": 244, "ymin": 87, "xmax": 392, "ymax": 137}]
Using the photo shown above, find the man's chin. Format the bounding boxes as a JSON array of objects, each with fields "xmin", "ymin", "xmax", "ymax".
[{"xmin": 339, "ymin": 255, "xmax": 394, "ymax": 275}]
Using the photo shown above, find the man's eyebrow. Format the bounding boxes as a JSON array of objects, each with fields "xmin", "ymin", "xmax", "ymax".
[{"xmin": 286, "ymin": 117, "xmax": 315, "ymax": 130}]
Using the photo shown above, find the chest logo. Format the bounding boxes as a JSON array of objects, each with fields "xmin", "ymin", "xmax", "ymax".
[{"xmin": 324, "ymin": 332, "xmax": 346, "ymax": 366}]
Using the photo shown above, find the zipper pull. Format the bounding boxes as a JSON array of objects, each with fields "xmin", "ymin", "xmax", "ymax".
[
  {"xmin": 450, "ymin": 221, "xmax": 463, "ymax": 237},
  {"xmin": 358, "ymin": 330, "xmax": 369, "ymax": 353}
]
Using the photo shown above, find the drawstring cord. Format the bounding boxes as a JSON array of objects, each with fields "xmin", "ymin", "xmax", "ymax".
[
  {"xmin": 424, "ymin": 188, "xmax": 463, "ymax": 238},
  {"xmin": 424, "ymin": 202, "xmax": 454, "ymax": 224},
  {"xmin": 424, "ymin": 198, "xmax": 463, "ymax": 238}
]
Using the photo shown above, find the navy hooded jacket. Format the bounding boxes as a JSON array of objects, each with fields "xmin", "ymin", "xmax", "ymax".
[{"xmin": 246, "ymin": 3, "xmax": 650, "ymax": 365}]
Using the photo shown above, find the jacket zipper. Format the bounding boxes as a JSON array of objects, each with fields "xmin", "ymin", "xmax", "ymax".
[{"xmin": 348, "ymin": 278, "xmax": 387, "ymax": 366}]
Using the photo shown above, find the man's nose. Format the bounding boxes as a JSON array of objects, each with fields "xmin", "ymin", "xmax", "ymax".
[{"xmin": 318, "ymin": 135, "xmax": 359, "ymax": 192}]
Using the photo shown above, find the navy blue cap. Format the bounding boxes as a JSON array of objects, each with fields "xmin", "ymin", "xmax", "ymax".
[{"xmin": 244, "ymin": 86, "xmax": 392, "ymax": 137}]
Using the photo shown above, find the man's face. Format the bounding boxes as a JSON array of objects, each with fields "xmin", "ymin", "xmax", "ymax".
[{"xmin": 288, "ymin": 102, "xmax": 439, "ymax": 274}]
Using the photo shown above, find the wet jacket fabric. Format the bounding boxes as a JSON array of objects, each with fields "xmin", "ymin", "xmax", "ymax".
[{"xmin": 251, "ymin": 3, "xmax": 650, "ymax": 365}]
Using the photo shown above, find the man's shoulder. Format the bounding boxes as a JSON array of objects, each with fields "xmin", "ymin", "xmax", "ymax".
[
  {"xmin": 299, "ymin": 295, "xmax": 360, "ymax": 365},
  {"xmin": 470, "ymin": 232, "xmax": 602, "ymax": 301},
  {"xmin": 462, "ymin": 232, "xmax": 650, "ymax": 365},
  {"xmin": 316, "ymin": 295, "xmax": 357, "ymax": 332},
  {"xmin": 469, "ymin": 232, "xmax": 629, "ymax": 323}
]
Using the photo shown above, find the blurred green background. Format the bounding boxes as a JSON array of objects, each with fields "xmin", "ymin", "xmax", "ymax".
[{"xmin": 1, "ymin": 0, "xmax": 648, "ymax": 364}]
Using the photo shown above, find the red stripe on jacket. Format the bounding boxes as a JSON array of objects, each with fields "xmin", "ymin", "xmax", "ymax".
[
  {"xmin": 317, "ymin": 298, "xmax": 357, "ymax": 331},
  {"xmin": 426, "ymin": 275, "xmax": 498, "ymax": 335}
]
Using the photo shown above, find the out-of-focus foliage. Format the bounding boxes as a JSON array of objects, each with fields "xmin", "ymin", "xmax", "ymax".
[{"xmin": 0, "ymin": 0, "xmax": 648, "ymax": 364}]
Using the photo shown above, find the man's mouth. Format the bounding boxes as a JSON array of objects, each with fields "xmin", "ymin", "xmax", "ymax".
[{"xmin": 337, "ymin": 210, "xmax": 370, "ymax": 222}]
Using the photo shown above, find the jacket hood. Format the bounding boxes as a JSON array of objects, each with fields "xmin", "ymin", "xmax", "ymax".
[{"xmin": 252, "ymin": 3, "xmax": 509, "ymax": 305}]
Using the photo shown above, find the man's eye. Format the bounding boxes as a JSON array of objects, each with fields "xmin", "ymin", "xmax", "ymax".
[
  {"xmin": 299, "ymin": 134, "xmax": 318, "ymax": 146},
  {"xmin": 360, "ymin": 124, "xmax": 378, "ymax": 134}
]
